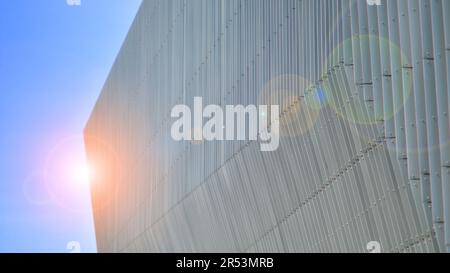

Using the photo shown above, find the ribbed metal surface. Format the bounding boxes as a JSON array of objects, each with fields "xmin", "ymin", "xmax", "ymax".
[{"xmin": 85, "ymin": 0, "xmax": 450, "ymax": 253}]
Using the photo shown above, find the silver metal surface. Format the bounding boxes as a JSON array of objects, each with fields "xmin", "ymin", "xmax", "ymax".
[{"xmin": 85, "ymin": 0, "xmax": 450, "ymax": 253}]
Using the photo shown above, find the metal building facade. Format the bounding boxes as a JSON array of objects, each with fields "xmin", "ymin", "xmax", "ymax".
[{"xmin": 85, "ymin": 0, "xmax": 450, "ymax": 252}]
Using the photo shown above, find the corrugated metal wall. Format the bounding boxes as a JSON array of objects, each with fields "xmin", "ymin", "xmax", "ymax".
[{"xmin": 85, "ymin": 0, "xmax": 450, "ymax": 253}]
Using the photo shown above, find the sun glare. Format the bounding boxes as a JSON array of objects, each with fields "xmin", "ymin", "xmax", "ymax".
[{"xmin": 72, "ymin": 161, "xmax": 94, "ymax": 186}]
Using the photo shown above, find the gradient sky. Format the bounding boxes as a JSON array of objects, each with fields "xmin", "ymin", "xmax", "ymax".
[{"xmin": 0, "ymin": 0, "xmax": 141, "ymax": 252}]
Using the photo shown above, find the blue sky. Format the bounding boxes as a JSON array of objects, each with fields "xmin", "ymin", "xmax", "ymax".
[{"xmin": 0, "ymin": 0, "xmax": 141, "ymax": 252}]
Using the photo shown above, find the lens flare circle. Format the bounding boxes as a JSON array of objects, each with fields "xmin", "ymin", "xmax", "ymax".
[
  {"xmin": 259, "ymin": 74, "xmax": 320, "ymax": 137},
  {"xmin": 22, "ymin": 171, "xmax": 52, "ymax": 205}
]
